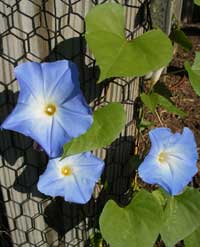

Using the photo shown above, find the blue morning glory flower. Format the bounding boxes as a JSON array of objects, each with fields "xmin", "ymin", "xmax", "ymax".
[
  {"xmin": 1, "ymin": 61, "xmax": 93, "ymax": 158},
  {"xmin": 37, "ymin": 152, "xmax": 104, "ymax": 203},
  {"xmin": 138, "ymin": 127, "xmax": 198, "ymax": 195}
]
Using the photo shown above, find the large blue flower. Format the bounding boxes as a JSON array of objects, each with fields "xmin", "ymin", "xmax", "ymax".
[
  {"xmin": 138, "ymin": 127, "xmax": 198, "ymax": 195},
  {"xmin": 37, "ymin": 152, "xmax": 104, "ymax": 203},
  {"xmin": 1, "ymin": 61, "xmax": 93, "ymax": 157}
]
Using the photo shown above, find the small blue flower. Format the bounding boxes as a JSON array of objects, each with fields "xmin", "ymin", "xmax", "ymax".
[
  {"xmin": 1, "ymin": 61, "xmax": 93, "ymax": 157},
  {"xmin": 37, "ymin": 152, "xmax": 104, "ymax": 203},
  {"xmin": 138, "ymin": 127, "xmax": 198, "ymax": 195}
]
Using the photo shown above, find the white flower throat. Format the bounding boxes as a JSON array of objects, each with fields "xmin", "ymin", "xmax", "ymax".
[{"xmin": 157, "ymin": 151, "xmax": 168, "ymax": 164}]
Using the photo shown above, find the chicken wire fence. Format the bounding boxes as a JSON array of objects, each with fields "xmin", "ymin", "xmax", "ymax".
[{"xmin": 0, "ymin": 0, "xmax": 179, "ymax": 246}]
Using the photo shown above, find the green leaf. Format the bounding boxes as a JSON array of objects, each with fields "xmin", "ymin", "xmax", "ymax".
[
  {"xmin": 194, "ymin": 0, "xmax": 200, "ymax": 6},
  {"xmin": 100, "ymin": 190, "xmax": 163, "ymax": 247},
  {"xmin": 170, "ymin": 29, "xmax": 192, "ymax": 51},
  {"xmin": 192, "ymin": 51, "xmax": 200, "ymax": 73},
  {"xmin": 141, "ymin": 92, "xmax": 186, "ymax": 116},
  {"xmin": 85, "ymin": 3, "xmax": 173, "ymax": 82},
  {"xmin": 184, "ymin": 227, "xmax": 200, "ymax": 247},
  {"xmin": 185, "ymin": 52, "xmax": 200, "ymax": 96},
  {"xmin": 140, "ymin": 93, "xmax": 157, "ymax": 112},
  {"xmin": 62, "ymin": 103, "xmax": 126, "ymax": 158},
  {"xmin": 152, "ymin": 189, "xmax": 168, "ymax": 208},
  {"xmin": 160, "ymin": 187, "xmax": 200, "ymax": 247},
  {"xmin": 185, "ymin": 62, "xmax": 200, "ymax": 96},
  {"xmin": 152, "ymin": 93, "xmax": 186, "ymax": 117}
]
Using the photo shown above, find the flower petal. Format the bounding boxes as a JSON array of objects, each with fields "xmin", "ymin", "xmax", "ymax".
[
  {"xmin": 37, "ymin": 159, "xmax": 62, "ymax": 187},
  {"xmin": 56, "ymin": 94, "xmax": 93, "ymax": 138},
  {"xmin": 1, "ymin": 103, "xmax": 44, "ymax": 136},
  {"xmin": 3, "ymin": 60, "xmax": 93, "ymax": 158},
  {"xmin": 46, "ymin": 117, "xmax": 70, "ymax": 157},
  {"xmin": 1, "ymin": 103, "xmax": 70, "ymax": 157},
  {"xmin": 148, "ymin": 128, "xmax": 173, "ymax": 155},
  {"xmin": 37, "ymin": 152, "xmax": 104, "ymax": 204},
  {"xmin": 166, "ymin": 127, "xmax": 198, "ymax": 163},
  {"xmin": 166, "ymin": 154, "xmax": 198, "ymax": 195},
  {"xmin": 41, "ymin": 61, "xmax": 80, "ymax": 103},
  {"xmin": 72, "ymin": 152, "xmax": 104, "ymax": 181},
  {"xmin": 14, "ymin": 62, "xmax": 44, "ymax": 103},
  {"xmin": 64, "ymin": 176, "xmax": 96, "ymax": 203},
  {"xmin": 138, "ymin": 155, "xmax": 173, "ymax": 194},
  {"xmin": 38, "ymin": 158, "xmax": 73, "ymax": 198},
  {"xmin": 38, "ymin": 177, "xmax": 72, "ymax": 198},
  {"xmin": 138, "ymin": 127, "xmax": 198, "ymax": 196}
]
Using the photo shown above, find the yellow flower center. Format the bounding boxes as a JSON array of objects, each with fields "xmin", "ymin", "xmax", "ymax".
[
  {"xmin": 61, "ymin": 166, "xmax": 72, "ymax": 176},
  {"xmin": 44, "ymin": 103, "xmax": 56, "ymax": 116},
  {"xmin": 158, "ymin": 152, "xmax": 168, "ymax": 164}
]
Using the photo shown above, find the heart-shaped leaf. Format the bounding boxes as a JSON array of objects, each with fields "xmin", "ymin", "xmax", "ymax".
[
  {"xmin": 100, "ymin": 190, "xmax": 163, "ymax": 247},
  {"xmin": 62, "ymin": 103, "xmax": 126, "ymax": 158},
  {"xmin": 152, "ymin": 189, "xmax": 169, "ymax": 208},
  {"xmin": 160, "ymin": 187, "xmax": 200, "ymax": 247},
  {"xmin": 85, "ymin": 3, "xmax": 173, "ymax": 82},
  {"xmin": 184, "ymin": 227, "xmax": 200, "ymax": 247}
]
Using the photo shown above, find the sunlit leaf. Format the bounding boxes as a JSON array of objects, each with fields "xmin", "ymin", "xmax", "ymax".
[
  {"xmin": 85, "ymin": 3, "xmax": 173, "ymax": 82},
  {"xmin": 141, "ymin": 92, "xmax": 186, "ymax": 116},
  {"xmin": 160, "ymin": 187, "xmax": 200, "ymax": 247},
  {"xmin": 153, "ymin": 93, "xmax": 186, "ymax": 116},
  {"xmin": 184, "ymin": 227, "xmax": 200, "ymax": 247},
  {"xmin": 62, "ymin": 103, "xmax": 126, "ymax": 158},
  {"xmin": 100, "ymin": 190, "xmax": 163, "ymax": 247}
]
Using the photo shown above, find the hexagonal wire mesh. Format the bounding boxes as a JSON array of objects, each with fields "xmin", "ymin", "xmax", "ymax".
[{"xmin": 0, "ymin": 0, "xmax": 151, "ymax": 246}]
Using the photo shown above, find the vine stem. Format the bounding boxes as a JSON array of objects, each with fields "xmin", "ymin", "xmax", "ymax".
[
  {"xmin": 132, "ymin": 172, "xmax": 140, "ymax": 191},
  {"xmin": 155, "ymin": 110, "xmax": 165, "ymax": 127},
  {"xmin": 162, "ymin": 68, "xmax": 186, "ymax": 76}
]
